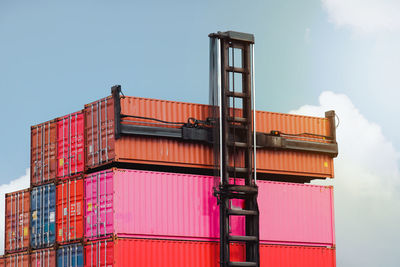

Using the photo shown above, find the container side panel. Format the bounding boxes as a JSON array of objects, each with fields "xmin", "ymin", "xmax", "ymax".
[
  {"xmin": 5, "ymin": 189, "xmax": 30, "ymax": 253},
  {"xmin": 84, "ymin": 96, "xmax": 115, "ymax": 169},
  {"xmin": 31, "ymin": 120, "xmax": 57, "ymax": 185},
  {"xmin": 30, "ymin": 184, "xmax": 56, "ymax": 249},
  {"xmin": 57, "ymin": 111, "xmax": 85, "ymax": 178},
  {"xmin": 57, "ymin": 243, "xmax": 84, "ymax": 267},
  {"xmin": 84, "ymin": 239, "xmax": 114, "ymax": 267},
  {"xmin": 259, "ymin": 182, "xmax": 335, "ymax": 246},
  {"xmin": 86, "ymin": 169, "xmax": 334, "ymax": 246},
  {"xmin": 84, "ymin": 170, "xmax": 114, "ymax": 240},
  {"xmin": 30, "ymin": 248, "xmax": 56, "ymax": 267},
  {"xmin": 56, "ymin": 178, "xmax": 84, "ymax": 243},
  {"xmin": 85, "ymin": 95, "xmax": 334, "ymax": 178},
  {"xmin": 107, "ymin": 238, "xmax": 336, "ymax": 267}
]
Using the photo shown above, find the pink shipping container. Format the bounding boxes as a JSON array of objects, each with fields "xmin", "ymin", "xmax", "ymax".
[
  {"xmin": 57, "ymin": 111, "xmax": 85, "ymax": 179},
  {"xmin": 84, "ymin": 169, "xmax": 335, "ymax": 247},
  {"xmin": 84, "ymin": 238, "xmax": 336, "ymax": 267},
  {"xmin": 30, "ymin": 248, "xmax": 56, "ymax": 267}
]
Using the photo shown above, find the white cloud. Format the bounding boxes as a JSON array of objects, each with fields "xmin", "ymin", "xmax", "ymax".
[
  {"xmin": 304, "ymin": 27, "xmax": 311, "ymax": 44},
  {"xmin": 322, "ymin": 0, "xmax": 400, "ymax": 34},
  {"xmin": 0, "ymin": 169, "xmax": 30, "ymax": 255},
  {"xmin": 291, "ymin": 91, "xmax": 400, "ymax": 266}
]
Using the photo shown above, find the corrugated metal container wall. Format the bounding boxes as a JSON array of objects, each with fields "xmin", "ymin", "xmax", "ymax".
[
  {"xmin": 57, "ymin": 243, "xmax": 84, "ymax": 267},
  {"xmin": 30, "ymin": 184, "xmax": 56, "ymax": 249},
  {"xmin": 84, "ymin": 95, "xmax": 334, "ymax": 179},
  {"xmin": 56, "ymin": 177, "xmax": 84, "ymax": 243},
  {"xmin": 31, "ymin": 120, "xmax": 57, "ymax": 186},
  {"xmin": 5, "ymin": 189, "xmax": 30, "ymax": 253},
  {"xmin": 31, "ymin": 248, "xmax": 56, "ymax": 267},
  {"xmin": 0, "ymin": 256, "xmax": 3, "ymax": 267},
  {"xmin": 4, "ymin": 251, "xmax": 29, "ymax": 267},
  {"xmin": 84, "ymin": 169, "xmax": 335, "ymax": 247},
  {"xmin": 57, "ymin": 111, "xmax": 85, "ymax": 179},
  {"xmin": 84, "ymin": 238, "xmax": 336, "ymax": 267}
]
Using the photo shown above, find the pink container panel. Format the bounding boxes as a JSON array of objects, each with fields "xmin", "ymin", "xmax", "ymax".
[
  {"xmin": 84, "ymin": 170, "xmax": 114, "ymax": 239},
  {"xmin": 84, "ymin": 169, "xmax": 335, "ymax": 247},
  {"xmin": 57, "ymin": 111, "xmax": 84, "ymax": 179}
]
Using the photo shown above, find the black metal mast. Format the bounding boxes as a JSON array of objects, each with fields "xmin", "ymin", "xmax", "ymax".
[{"xmin": 209, "ymin": 31, "xmax": 259, "ymax": 267}]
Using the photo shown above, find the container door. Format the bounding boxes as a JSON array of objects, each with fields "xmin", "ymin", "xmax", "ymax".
[
  {"xmin": 31, "ymin": 184, "xmax": 56, "ymax": 249},
  {"xmin": 85, "ymin": 97, "xmax": 115, "ymax": 169},
  {"xmin": 31, "ymin": 121, "xmax": 57, "ymax": 185},
  {"xmin": 85, "ymin": 240, "xmax": 113, "ymax": 267},
  {"xmin": 57, "ymin": 244, "xmax": 84, "ymax": 267},
  {"xmin": 57, "ymin": 112, "xmax": 84, "ymax": 178},
  {"xmin": 85, "ymin": 171, "xmax": 114, "ymax": 240},
  {"xmin": 57, "ymin": 179, "xmax": 84, "ymax": 243}
]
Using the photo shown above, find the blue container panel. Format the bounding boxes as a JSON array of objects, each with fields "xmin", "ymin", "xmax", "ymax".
[
  {"xmin": 30, "ymin": 184, "xmax": 56, "ymax": 249},
  {"xmin": 57, "ymin": 244, "xmax": 84, "ymax": 267}
]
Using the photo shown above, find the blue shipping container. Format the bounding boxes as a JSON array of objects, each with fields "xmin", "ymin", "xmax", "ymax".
[
  {"xmin": 30, "ymin": 183, "xmax": 56, "ymax": 249},
  {"xmin": 57, "ymin": 243, "xmax": 84, "ymax": 267}
]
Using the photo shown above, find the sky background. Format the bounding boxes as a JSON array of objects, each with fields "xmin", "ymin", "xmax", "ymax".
[{"xmin": 1, "ymin": 0, "xmax": 400, "ymax": 266}]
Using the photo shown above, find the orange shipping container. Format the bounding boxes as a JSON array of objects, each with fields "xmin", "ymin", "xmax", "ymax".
[
  {"xmin": 85, "ymin": 94, "xmax": 335, "ymax": 179},
  {"xmin": 5, "ymin": 189, "xmax": 30, "ymax": 253},
  {"xmin": 31, "ymin": 119, "xmax": 57, "ymax": 186},
  {"xmin": 56, "ymin": 177, "xmax": 84, "ymax": 243},
  {"xmin": 4, "ymin": 251, "xmax": 29, "ymax": 266},
  {"xmin": 31, "ymin": 248, "xmax": 56, "ymax": 267}
]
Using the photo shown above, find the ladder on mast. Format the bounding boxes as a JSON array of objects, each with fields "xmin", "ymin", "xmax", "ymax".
[{"xmin": 209, "ymin": 31, "xmax": 259, "ymax": 267}]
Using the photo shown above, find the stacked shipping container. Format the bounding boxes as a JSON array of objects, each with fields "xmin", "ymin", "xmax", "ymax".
[{"xmin": 2, "ymin": 92, "xmax": 337, "ymax": 266}]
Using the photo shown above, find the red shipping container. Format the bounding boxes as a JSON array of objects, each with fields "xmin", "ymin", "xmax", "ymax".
[
  {"xmin": 57, "ymin": 111, "xmax": 85, "ymax": 179},
  {"xmin": 5, "ymin": 189, "xmax": 30, "ymax": 253},
  {"xmin": 56, "ymin": 177, "xmax": 84, "ymax": 243},
  {"xmin": 84, "ymin": 238, "xmax": 336, "ymax": 267},
  {"xmin": 31, "ymin": 248, "xmax": 56, "ymax": 267},
  {"xmin": 0, "ymin": 256, "xmax": 3, "ymax": 267},
  {"xmin": 85, "ymin": 95, "xmax": 335, "ymax": 179},
  {"xmin": 31, "ymin": 119, "xmax": 57, "ymax": 186},
  {"xmin": 4, "ymin": 251, "xmax": 29, "ymax": 266}
]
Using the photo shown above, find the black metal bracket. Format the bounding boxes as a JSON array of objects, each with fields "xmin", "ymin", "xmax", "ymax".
[{"xmin": 111, "ymin": 86, "xmax": 338, "ymax": 157}]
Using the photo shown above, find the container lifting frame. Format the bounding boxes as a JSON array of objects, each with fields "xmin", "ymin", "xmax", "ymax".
[{"xmin": 209, "ymin": 31, "xmax": 259, "ymax": 267}]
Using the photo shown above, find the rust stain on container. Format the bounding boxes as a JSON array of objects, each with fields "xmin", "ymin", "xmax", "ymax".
[
  {"xmin": 31, "ymin": 119, "xmax": 57, "ymax": 186},
  {"xmin": 5, "ymin": 189, "xmax": 30, "ymax": 253},
  {"xmin": 85, "ymin": 95, "xmax": 335, "ymax": 179}
]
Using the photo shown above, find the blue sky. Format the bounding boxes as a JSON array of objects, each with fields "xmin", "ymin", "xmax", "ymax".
[{"xmin": 2, "ymin": 0, "xmax": 400, "ymax": 265}]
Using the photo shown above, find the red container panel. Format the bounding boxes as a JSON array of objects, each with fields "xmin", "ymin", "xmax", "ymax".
[
  {"xmin": 31, "ymin": 248, "xmax": 56, "ymax": 267},
  {"xmin": 84, "ymin": 95, "xmax": 334, "ymax": 179},
  {"xmin": 57, "ymin": 111, "xmax": 85, "ymax": 179},
  {"xmin": 4, "ymin": 252, "xmax": 29, "ymax": 267},
  {"xmin": 5, "ymin": 189, "xmax": 30, "ymax": 253},
  {"xmin": 84, "ymin": 238, "xmax": 336, "ymax": 267},
  {"xmin": 31, "ymin": 119, "xmax": 57, "ymax": 186},
  {"xmin": 56, "ymin": 177, "xmax": 84, "ymax": 243}
]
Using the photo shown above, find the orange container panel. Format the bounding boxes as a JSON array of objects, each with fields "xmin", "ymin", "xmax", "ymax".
[
  {"xmin": 4, "ymin": 251, "xmax": 29, "ymax": 266},
  {"xmin": 84, "ymin": 238, "xmax": 336, "ymax": 267},
  {"xmin": 5, "ymin": 189, "xmax": 30, "ymax": 253},
  {"xmin": 56, "ymin": 177, "xmax": 84, "ymax": 243},
  {"xmin": 31, "ymin": 248, "xmax": 56, "ymax": 267},
  {"xmin": 85, "ymin": 95, "xmax": 334, "ymax": 179},
  {"xmin": 31, "ymin": 119, "xmax": 57, "ymax": 186}
]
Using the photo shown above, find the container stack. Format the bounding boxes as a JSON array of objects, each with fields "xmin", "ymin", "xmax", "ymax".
[{"xmin": 1, "ymin": 90, "xmax": 337, "ymax": 266}]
